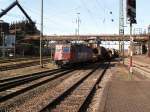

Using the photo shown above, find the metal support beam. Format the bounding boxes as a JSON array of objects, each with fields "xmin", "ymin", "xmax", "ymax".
[
  {"xmin": 16, "ymin": 2, "xmax": 34, "ymax": 24},
  {"xmin": 0, "ymin": 0, "xmax": 34, "ymax": 24},
  {"xmin": 0, "ymin": 1, "xmax": 17, "ymax": 18}
]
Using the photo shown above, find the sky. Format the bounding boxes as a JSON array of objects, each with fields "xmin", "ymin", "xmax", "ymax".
[{"xmin": 0, "ymin": 0, "xmax": 149, "ymax": 36}]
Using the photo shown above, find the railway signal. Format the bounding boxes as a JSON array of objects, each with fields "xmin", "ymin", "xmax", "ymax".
[
  {"xmin": 127, "ymin": 0, "xmax": 137, "ymax": 23},
  {"xmin": 127, "ymin": 0, "xmax": 137, "ymax": 79}
]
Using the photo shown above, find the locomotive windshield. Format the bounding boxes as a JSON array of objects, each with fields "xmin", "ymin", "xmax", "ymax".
[
  {"xmin": 56, "ymin": 48, "xmax": 62, "ymax": 52},
  {"xmin": 63, "ymin": 47, "xmax": 70, "ymax": 53}
]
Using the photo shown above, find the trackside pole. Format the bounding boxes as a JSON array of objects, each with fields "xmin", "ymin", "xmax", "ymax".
[
  {"xmin": 40, "ymin": 0, "xmax": 43, "ymax": 68},
  {"xmin": 129, "ymin": 22, "xmax": 133, "ymax": 80}
]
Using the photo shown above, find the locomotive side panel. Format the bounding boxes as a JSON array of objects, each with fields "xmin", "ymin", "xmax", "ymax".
[
  {"xmin": 70, "ymin": 45, "xmax": 94, "ymax": 63},
  {"xmin": 62, "ymin": 45, "xmax": 71, "ymax": 60},
  {"xmin": 54, "ymin": 45, "xmax": 63, "ymax": 61}
]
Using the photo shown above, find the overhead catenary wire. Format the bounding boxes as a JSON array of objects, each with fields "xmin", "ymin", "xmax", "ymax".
[
  {"xmin": 20, "ymin": 1, "xmax": 80, "ymax": 23},
  {"xmin": 2, "ymin": 13, "xmax": 26, "ymax": 22},
  {"xmin": 79, "ymin": 0, "xmax": 116, "ymax": 33},
  {"xmin": 2, "ymin": 1, "xmax": 75, "ymax": 34},
  {"xmin": 79, "ymin": 0, "xmax": 101, "ymax": 31},
  {"xmin": 94, "ymin": 0, "xmax": 106, "ymax": 13},
  {"xmin": 93, "ymin": 0, "xmax": 107, "ymax": 24},
  {"xmin": 0, "ymin": 0, "xmax": 118, "ymax": 35},
  {"xmin": 19, "ymin": 1, "xmax": 81, "ymax": 34},
  {"xmin": 95, "ymin": 0, "xmax": 111, "ymax": 12}
]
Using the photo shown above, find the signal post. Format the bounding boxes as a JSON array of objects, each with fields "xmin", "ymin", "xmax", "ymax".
[{"xmin": 127, "ymin": 0, "xmax": 137, "ymax": 79}]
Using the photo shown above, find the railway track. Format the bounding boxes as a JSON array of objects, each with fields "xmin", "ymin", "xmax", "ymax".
[
  {"xmin": 0, "ymin": 57, "xmax": 49, "ymax": 64},
  {"xmin": 125, "ymin": 59, "xmax": 150, "ymax": 78},
  {"xmin": 0, "ymin": 62, "xmax": 110, "ymax": 112},
  {"xmin": 0, "ymin": 68, "xmax": 75, "ymax": 103},
  {"xmin": 0, "ymin": 68, "xmax": 61, "ymax": 83},
  {"xmin": 40, "ymin": 62, "xmax": 110, "ymax": 112},
  {"xmin": 0, "ymin": 58, "xmax": 50, "ymax": 71},
  {"xmin": 0, "ymin": 57, "xmax": 28, "ymax": 64}
]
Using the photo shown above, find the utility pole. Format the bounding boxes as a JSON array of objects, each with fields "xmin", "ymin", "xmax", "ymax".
[
  {"xmin": 76, "ymin": 13, "xmax": 81, "ymax": 43},
  {"xmin": 40, "ymin": 0, "xmax": 43, "ymax": 68},
  {"xmin": 119, "ymin": 0, "xmax": 125, "ymax": 64}
]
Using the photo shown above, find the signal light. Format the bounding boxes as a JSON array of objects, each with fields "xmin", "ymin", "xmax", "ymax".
[{"xmin": 127, "ymin": 0, "xmax": 136, "ymax": 23}]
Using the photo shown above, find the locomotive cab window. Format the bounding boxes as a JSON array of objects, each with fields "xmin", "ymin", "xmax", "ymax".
[
  {"xmin": 63, "ymin": 47, "xmax": 70, "ymax": 52},
  {"xmin": 56, "ymin": 48, "xmax": 62, "ymax": 52}
]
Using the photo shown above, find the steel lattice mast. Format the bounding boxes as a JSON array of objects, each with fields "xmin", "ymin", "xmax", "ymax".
[{"xmin": 119, "ymin": 0, "xmax": 125, "ymax": 63}]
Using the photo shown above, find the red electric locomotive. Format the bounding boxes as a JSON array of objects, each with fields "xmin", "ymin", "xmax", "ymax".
[
  {"xmin": 54, "ymin": 44, "xmax": 96, "ymax": 66},
  {"xmin": 53, "ymin": 44, "xmax": 113, "ymax": 67}
]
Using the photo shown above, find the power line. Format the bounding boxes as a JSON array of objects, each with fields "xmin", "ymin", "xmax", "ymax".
[
  {"xmin": 93, "ymin": 0, "xmax": 109, "ymax": 25},
  {"xmin": 20, "ymin": 2, "xmax": 80, "ymax": 29},
  {"xmin": 21, "ymin": 1, "xmax": 79, "ymax": 20},
  {"xmin": 79, "ymin": 0, "xmax": 101, "ymax": 30},
  {"xmin": 96, "ymin": 0, "xmax": 111, "ymax": 12},
  {"xmin": 95, "ymin": 0, "xmax": 106, "ymax": 12}
]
